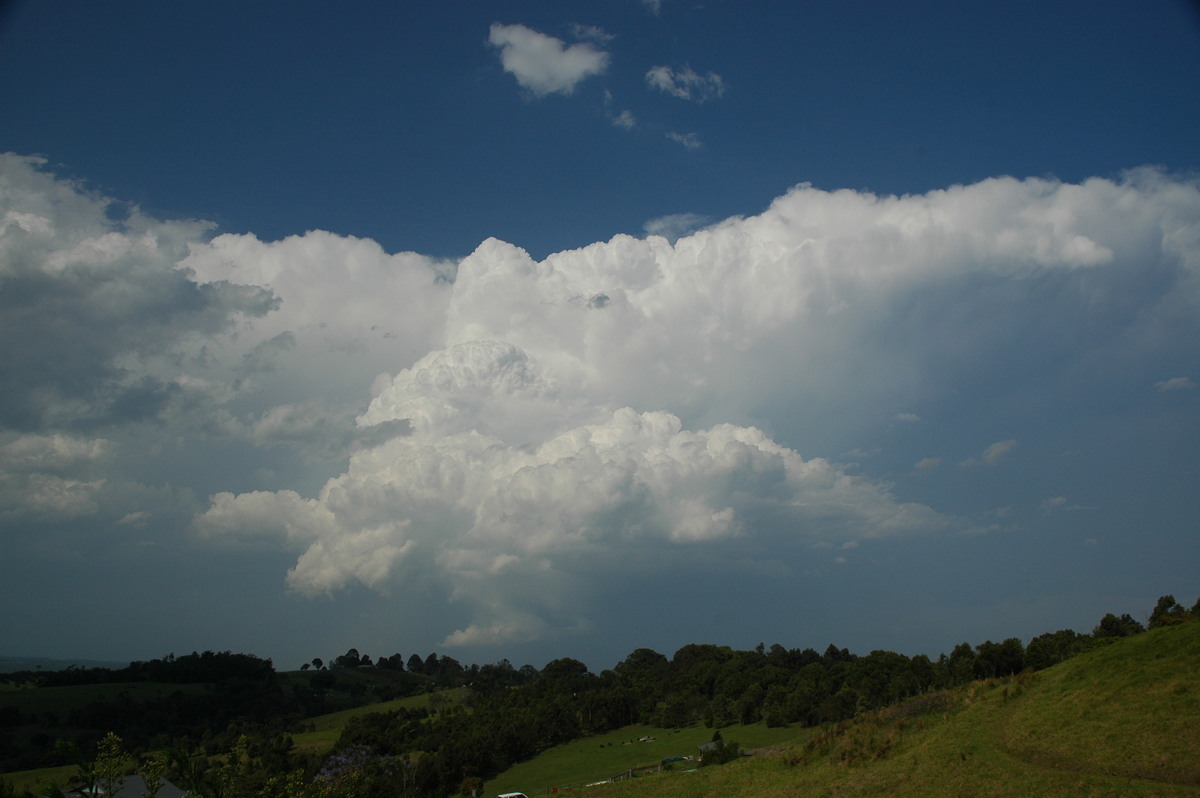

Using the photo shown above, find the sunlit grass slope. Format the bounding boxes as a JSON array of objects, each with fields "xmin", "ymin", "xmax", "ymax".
[
  {"xmin": 497, "ymin": 623, "xmax": 1200, "ymax": 797},
  {"xmin": 484, "ymin": 723, "xmax": 812, "ymax": 797},
  {"xmin": 290, "ymin": 687, "xmax": 468, "ymax": 753}
]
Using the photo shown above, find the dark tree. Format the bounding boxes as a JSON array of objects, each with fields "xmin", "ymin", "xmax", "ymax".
[
  {"xmin": 1093, "ymin": 613, "xmax": 1145, "ymax": 638},
  {"xmin": 1025, "ymin": 629, "xmax": 1089, "ymax": 670},
  {"xmin": 333, "ymin": 649, "xmax": 363, "ymax": 669}
]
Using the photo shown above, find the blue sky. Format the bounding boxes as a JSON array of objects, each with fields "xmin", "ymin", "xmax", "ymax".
[{"xmin": 1, "ymin": 0, "xmax": 1199, "ymax": 672}]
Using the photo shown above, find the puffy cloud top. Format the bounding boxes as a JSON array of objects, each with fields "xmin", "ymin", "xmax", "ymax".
[
  {"xmin": 199, "ymin": 168, "xmax": 1200, "ymax": 646},
  {"xmin": 6, "ymin": 152, "xmax": 1200, "ymax": 650}
]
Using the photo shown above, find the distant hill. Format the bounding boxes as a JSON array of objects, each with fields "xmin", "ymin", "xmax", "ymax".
[
  {"xmin": 494, "ymin": 622, "xmax": 1200, "ymax": 797},
  {"xmin": 0, "ymin": 655, "xmax": 127, "ymax": 673}
]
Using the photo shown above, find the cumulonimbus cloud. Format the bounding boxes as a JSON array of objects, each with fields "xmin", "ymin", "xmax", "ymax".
[
  {"xmin": 198, "ymin": 168, "xmax": 1200, "ymax": 646},
  {"xmin": 6, "ymin": 152, "xmax": 1200, "ymax": 648}
]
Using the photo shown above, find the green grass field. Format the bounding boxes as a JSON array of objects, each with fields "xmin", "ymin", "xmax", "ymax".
[
  {"xmin": 512, "ymin": 623, "xmax": 1200, "ymax": 798},
  {"xmin": 1, "ymin": 764, "xmax": 76, "ymax": 796},
  {"xmin": 290, "ymin": 687, "xmax": 468, "ymax": 753},
  {"xmin": 6, "ymin": 625, "xmax": 1198, "ymax": 797},
  {"xmin": 484, "ymin": 722, "xmax": 813, "ymax": 797}
]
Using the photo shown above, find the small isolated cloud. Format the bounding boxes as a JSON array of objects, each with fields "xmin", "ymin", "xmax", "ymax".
[
  {"xmin": 1041, "ymin": 496, "xmax": 1095, "ymax": 513},
  {"xmin": 983, "ymin": 440, "xmax": 1018, "ymax": 464},
  {"xmin": 642, "ymin": 0, "xmax": 663, "ymax": 14},
  {"xmin": 894, "ymin": 413, "xmax": 921, "ymax": 423},
  {"xmin": 1155, "ymin": 376, "xmax": 1194, "ymax": 392},
  {"xmin": 489, "ymin": 23, "xmax": 609, "ymax": 97},
  {"xmin": 611, "ymin": 109, "xmax": 636, "ymax": 130},
  {"xmin": 643, "ymin": 212, "xmax": 710, "ymax": 243},
  {"xmin": 602, "ymin": 91, "xmax": 635, "ymax": 129},
  {"xmin": 914, "ymin": 457, "xmax": 941, "ymax": 471},
  {"xmin": 569, "ymin": 24, "xmax": 614, "ymax": 46},
  {"xmin": 666, "ymin": 131, "xmax": 702, "ymax": 149},
  {"xmin": 960, "ymin": 439, "xmax": 1017, "ymax": 468},
  {"xmin": 646, "ymin": 65, "xmax": 725, "ymax": 102}
]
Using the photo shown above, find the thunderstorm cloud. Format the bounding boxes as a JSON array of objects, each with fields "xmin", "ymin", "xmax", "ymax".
[{"xmin": 4, "ymin": 153, "xmax": 1200, "ymax": 648}]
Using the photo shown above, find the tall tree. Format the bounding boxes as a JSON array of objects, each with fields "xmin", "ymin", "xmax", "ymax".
[{"xmin": 93, "ymin": 732, "xmax": 127, "ymax": 798}]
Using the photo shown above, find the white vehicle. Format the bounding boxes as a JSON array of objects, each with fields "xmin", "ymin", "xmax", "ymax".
[{"xmin": 497, "ymin": 793, "xmax": 529, "ymax": 798}]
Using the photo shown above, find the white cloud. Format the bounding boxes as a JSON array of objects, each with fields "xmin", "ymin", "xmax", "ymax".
[
  {"xmin": 642, "ymin": 212, "xmax": 710, "ymax": 242},
  {"xmin": 611, "ymin": 109, "xmax": 637, "ymax": 130},
  {"xmin": 961, "ymin": 440, "xmax": 1017, "ymax": 468},
  {"xmin": 8, "ymin": 155, "xmax": 1200, "ymax": 649},
  {"xmin": 0, "ymin": 433, "xmax": 113, "ymax": 521},
  {"xmin": 0, "ymin": 154, "xmax": 276, "ymax": 431},
  {"xmin": 914, "ymin": 457, "xmax": 941, "ymax": 470},
  {"xmin": 205, "ymin": 396, "xmax": 945, "ymax": 642},
  {"xmin": 1155, "ymin": 376, "xmax": 1194, "ymax": 392},
  {"xmin": 488, "ymin": 23, "xmax": 609, "ymax": 97},
  {"xmin": 602, "ymin": 91, "xmax": 636, "ymax": 129},
  {"xmin": 1041, "ymin": 496, "xmax": 1095, "ymax": 512},
  {"xmin": 0, "ymin": 433, "xmax": 111, "ymax": 473},
  {"xmin": 984, "ymin": 440, "xmax": 1018, "ymax": 464},
  {"xmin": 641, "ymin": 0, "xmax": 663, "ymax": 15},
  {"xmin": 646, "ymin": 65, "xmax": 725, "ymax": 102},
  {"xmin": 570, "ymin": 24, "xmax": 614, "ymax": 46},
  {"xmin": 894, "ymin": 413, "xmax": 921, "ymax": 423},
  {"xmin": 195, "ymin": 169, "xmax": 1200, "ymax": 646},
  {"xmin": 666, "ymin": 131, "xmax": 702, "ymax": 149},
  {"xmin": 1042, "ymin": 496, "xmax": 1067, "ymax": 511}
]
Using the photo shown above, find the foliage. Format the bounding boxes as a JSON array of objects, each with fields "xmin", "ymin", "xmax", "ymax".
[
  {"xmin": 3, "ymin": 593, "xmax": 1196, "ymax": 797},
  {"xmin": 92, "ymin": 731, "xmax": 127, "ymax": 798},
  {"xmin": 699, "ymin": 730, "xmax": 743, "ymax": 766},
  {"xmin": 1149, "ymin": 594, "xmax": 1197, "ymax": 629},
  {"xmin": 1092, "ymin": 612, "xmax": 1145, "ymax": 638},
  {"xmin": 140, "ymin": 750, "xmax": 168, "ymax": 798},
  {"xmin": 571, "ymin": 623, "xmax": 1200, "ymax": 797}
]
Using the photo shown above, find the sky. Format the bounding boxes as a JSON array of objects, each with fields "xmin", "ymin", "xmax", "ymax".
[{"xmin": 1, "ymin": 0, "xmax": 1199, "ymax": 674}]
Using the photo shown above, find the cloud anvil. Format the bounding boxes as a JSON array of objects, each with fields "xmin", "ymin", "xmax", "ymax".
[{"xmin": 4, "ymin": 151, "xmax": 1198, "ymax": 660}]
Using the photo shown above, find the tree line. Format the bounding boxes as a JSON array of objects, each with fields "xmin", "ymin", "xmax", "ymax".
[
  {"xmin": 1, "ymin": 595, "xmax": 1196, "ymax": 798},
  {"xmin": 291, "ymin": 598, "xmax": 1193, "ymax": 796}
]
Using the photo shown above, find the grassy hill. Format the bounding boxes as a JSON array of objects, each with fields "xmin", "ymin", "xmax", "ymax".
[
  {"xmin": 289, "ymin": 686, "xmax": 467, "ymax": 754},
  {"xmin": 489, "ymin": 622, "xmax": 1200, "ymax": 797},
  {"xmin": 4, "ymin": 624, "xmax": 1196, "ymax": 796},
  {"xmin": 483, "ymin": 723, "xmax": 812, "ymax": 797}
]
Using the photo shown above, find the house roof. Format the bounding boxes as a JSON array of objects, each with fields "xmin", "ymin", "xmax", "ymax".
[{"xmin": 61, "ymin": 774, "xmax": 186, "ymax": 798}]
